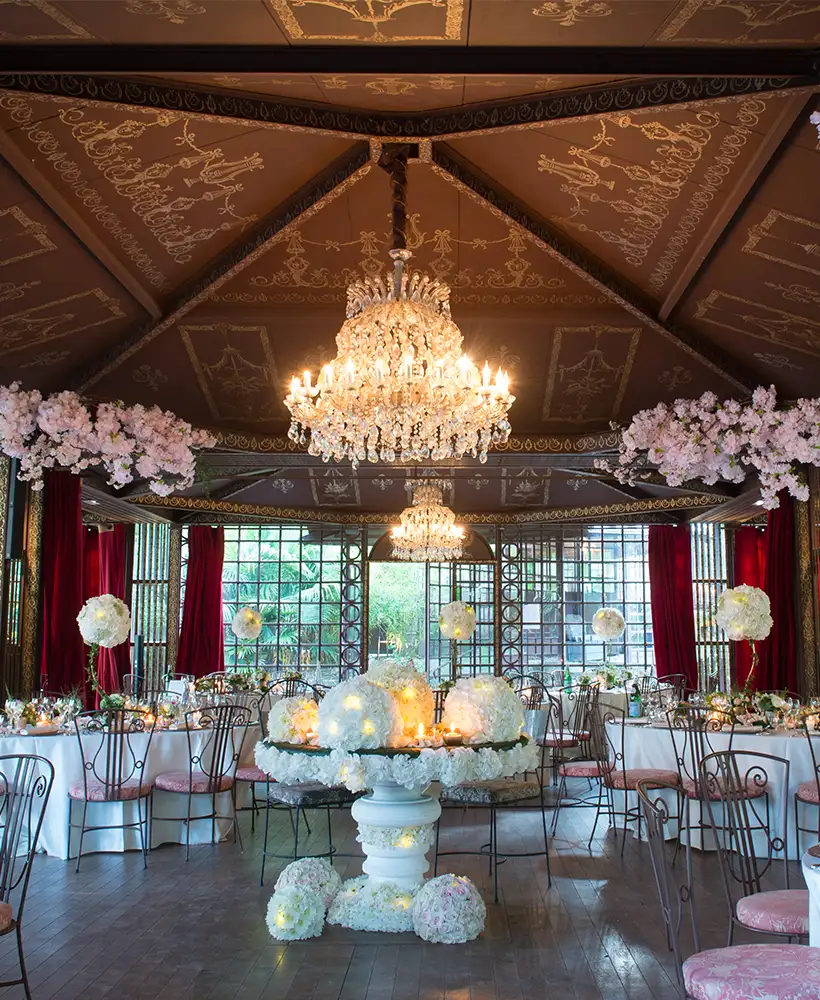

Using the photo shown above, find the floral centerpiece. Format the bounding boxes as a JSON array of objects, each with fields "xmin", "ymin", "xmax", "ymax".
[
  {"xmin": 231, "ymin": 607, "xmax": 263, "ymax": 641},
  {"xmin": 412, "ymin": 875, "xmax": 486, "ymax": 944},
  {"xmin": 76, "ymin": 594, "xmax": 131, "ymax": 698},
  {"xmin": 439, "ymin": 601, "xmax": 477, "ymax": 641},
  {"xmin": 316, "ymin": 677, "xmax": 403, "ymax": 751},
  {"xmin": 600, "ymin": 385, "xmax": 820, "ymax": 509},
  {"xmin": 366, "ymin": 660, "xmax": 434, "ymax": 735},
  {"xmin": 715, "ymin": 585, "xmax": 772, "ymax": 692},
  {"xmin": 327, "ymin": 877, "xmax": 417, "ymax": 933},
  {"xmin": 266, "ymin": 886, "xmax": 325, "ymax": 941},
  {"xmin": 441, "ymin": 675, "xmax": 524, "ymax": 743},
  {"xmin": 0, "ymin": 382, "xmax": 215, "ymax": 496},
  {"xmin": 267, "ymin": 696, "xmax": 319, "ymax": 744}
]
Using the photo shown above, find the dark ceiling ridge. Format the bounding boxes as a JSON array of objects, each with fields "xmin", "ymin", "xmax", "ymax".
[
  {"xmin": 430, "ymin": 144, "xmax": 759, "ymax": 395},
  {"xmin": 0, "ymin": 45, "xmax": 818, "ymax": 76},
  {"xmin": 71, "ymin": 142, "xmax": 372, "ymax": 391},
  {"xmin": 0, "ymin": 73, "xmax": 815, "ymax": 140}
]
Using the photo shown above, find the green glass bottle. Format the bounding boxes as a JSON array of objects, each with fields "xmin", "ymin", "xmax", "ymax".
[{"xmin": 563, "ymin": 664, "xmax": 572, "ymax": 693}]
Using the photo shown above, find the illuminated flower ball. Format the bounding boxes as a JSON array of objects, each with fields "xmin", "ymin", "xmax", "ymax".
[
  {"xmin": 327, "ymin": 876, "xmax": 417, "ymax": 933},
  {"xmin": 274, "ymin": 857, "xmax": 341, "ymax": 910},
  {"xmin": 716, "ymin": 585, "xmax": 772, "ymax": 642},
  {"xmin": 317, "ymin": 677, "xmax": 402, "ymax": 751},
  {"xmin": 266, "ymin": 886, "xmax": 325, "ymax": 940},
  {"xmin": 442, "ymin": 675, "xmax": 524, "ymax": 743},
  {"xmin": 366, "ymin": 660, "xmax": 434, "ymax": 734},
  {"xmin": 231, "ymin": 606, "xmax": 263, "ymax": 641},
  {"xmin": 591, "ymin": 607, "xmax": 626, "ymax": 641},
  {"xmin": 77, "ymin": 594, "xmax": 131, "ymax": 648},
  {"xmin": 438, "ymin": 601, "xmax": 477, "ymax": 641},
  {"xmin": 267, "ymin": 696, "xmax": 319, "ymax": 744},
  {"xmin": 412, "ymin": 874, "xmax": 486, "ymax": 944}
]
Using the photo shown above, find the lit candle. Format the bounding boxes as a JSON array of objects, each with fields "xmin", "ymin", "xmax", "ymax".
[
  {"xmin": 345, "ymin": 360, "xmax": 355, "ymax": 386},
  {"xmin": 402, "ymin": 353, "xmax": 414, "ymax": 380},
  {"xmin": 305, "ymin": 728, "xmax": 317, "ymax": 744},
  {"xmin": 481, "ymin": 362, "xmax": 491, "ymax": 389},
  {"xmin": 416, "ymin": 722, "xmax": 425, "ymax": 741},
  {"xmin": 374, "ymin": 358, "xmax": 385, "ymax": 385},
  {"xmin": 320, "ymin": 364, "xmax": 333, "ymax": 390},
  {"xmin": 290, "ymin": 376, "xmax": 301, "ymax": 396},
  {"xmin": 444, "ymin": 725, "xmax": 463, "ymax": 747},
  {"xmin": 37, "ymin": 713, "xmax": 50, "ymax": 726},
  {"xmin": 303, "ymin": 369, "xmax": 312, "ymax": 390}
]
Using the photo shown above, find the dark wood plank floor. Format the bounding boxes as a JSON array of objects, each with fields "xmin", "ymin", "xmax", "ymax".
[{"xmin": 0, "ymin": 784, "xmax": 803, "ymax": 1000}]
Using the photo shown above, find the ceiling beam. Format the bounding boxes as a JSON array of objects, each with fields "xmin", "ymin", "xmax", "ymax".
[
  {"xmin": 431, "ymin": 145, "xmax": 759, "ymax": 394},
  {"xmin": 71, "ymin": 143, "xmax": 372, "ymax": 391},
  {"xmin": 658, "ymin": 92, "xmax": 816, "ymax": 321},
  {"xmin": 0, "ymin": 129, "xmax": 162, "ymax": 319},
  {"xmin": 0, "ymin": 74, "xmax": 816, "ymax": 140},
  {"xmin": 0, "ymin": 45, "xmax": 817, "ymax": 76}
]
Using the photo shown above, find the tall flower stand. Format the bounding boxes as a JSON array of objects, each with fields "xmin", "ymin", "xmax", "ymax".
[{"xmin": 255, "ymin": 737, "xmax": 537, "ymax": 932}]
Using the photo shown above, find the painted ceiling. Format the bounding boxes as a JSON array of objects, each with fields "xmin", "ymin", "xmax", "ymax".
[{"xmin": 0, "ymin": 0, "xmax": 817, "ymax": 523}]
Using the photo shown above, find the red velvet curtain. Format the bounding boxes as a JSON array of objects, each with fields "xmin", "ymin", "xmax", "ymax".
[
  {"xmin": 177, "ymin": 526, "xmax": 224, "ymax": 678},
  {"xmin": 758, "ymin": 495, "xmax": 797, "ymax": 693},
  {"xmin": 732, "ymin": 526, "xmax": 767, "ymax": 689},
  {"xmin": 83, "ymin": 526, "xmax": 131, "ymax": 695},
  {"xmin": 39, "ymin": 472, "xmax": 85, "ymax": 694},
  {"xmin": 648, "ymin": 525, "xmax": 699, "ymax": 690}
]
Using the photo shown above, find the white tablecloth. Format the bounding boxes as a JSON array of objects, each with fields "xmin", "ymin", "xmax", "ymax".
[
  {"xmin": 611, "ymin": 721, "xmax": 820, "ymax": 856},
  {"xmin": 803, "ymin": 848, "xmax": 820, "ymax": 946},
  {"xmin": 0, "ymin": 726, "xmax": 257, "ymax": 859}
]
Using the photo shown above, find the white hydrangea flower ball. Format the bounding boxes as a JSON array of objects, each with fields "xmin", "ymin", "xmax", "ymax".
[
  {"xmin": 274, "ymin": 857, "xmax": 341, "ymax": 910},
  {"xmin": 266, "ymin": 886, "xmax": 325, "ymax": 940},
  {"xmin": 716, "ymin": 585, "xmax": 773, "ymax": 642},
  {"xmin": 76, "ymin": 595, "xmax": 131, "ymax": 648},
  {"xmin": 439, "ymin": 601, "xmax": 477, "ymax": 641},
  {"xmin": 366, "ymin": 660, "xmax": 434, "ymax": 734},
  {"xmin": 591, "ymin": 607, "xmax": 626, "ymax": 641},
  {"xmin": 442, "ymin": 675, "xmax": 524, "ymax": 743},
  {"xmin": 267, "ymin": 696, "xmax": 319, "ymax": 744},
  {"xmin": 231, "ymin": 606, "xmax": 262, "ymax": 640},
  {"xmin": 412, "ymin": 874, "xmax": 486, "ymax": 944},
  {"xmin": 317, "ymin": 677, "xmax": 403, "ymax": 750}
]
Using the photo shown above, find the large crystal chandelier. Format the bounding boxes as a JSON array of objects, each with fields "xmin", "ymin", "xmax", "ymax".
[
  {"xmin": 391, "ymin": 482, "xmax": 464, "ymax": 562},
  {"xmin": 284, "ymin": 148, "xmax": 514, "ymax": 469}
]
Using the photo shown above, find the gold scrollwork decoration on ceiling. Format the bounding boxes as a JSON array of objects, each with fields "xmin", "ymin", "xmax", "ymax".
[
  {"xmin": 266, "ymin": 0, "xmax": 465, "ymax": 42},
  {"xmin": 123, "ymin": 1, "xmax": 207, "ymax": 23},
  {"xmin": 0, "ymin": 290, "xmax": 126, "ymax": 356},
  {"xmin": 744, "ymin": 210, "xmax": 820, "ymax": 279},
  {"xmin": 531, "ymin": 1, "xmax": 613, "ymax": 27},
  {"xmin": 695, "ymin": 290, "xmax": 820, "ymax": 357},
  {"xmin": 0, "ymin": 0, "xmax": 92, "ymax": 40},
  {"xmin": 658, "ymin": 0, "xmax": 820, "ymax": 44},
  {"xmin": 0, "ymin": 205, "xmax": 57, "ymax": 267}
]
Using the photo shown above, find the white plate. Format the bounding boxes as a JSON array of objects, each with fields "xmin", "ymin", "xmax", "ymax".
[
  {"xmin": 624, "ymin": 717, "xmax": 651, "ymax": 725},
  {"xmin": 732, "ymin": 725, "xmax": 767, "ymax": 735}
]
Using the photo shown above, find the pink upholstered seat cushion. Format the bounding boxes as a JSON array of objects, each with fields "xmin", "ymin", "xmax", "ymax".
[
  {"xmin": 735, "ymin": 890, "xmax": 809, "ymax": 936},
  {"xmin": 682, "ymin": 776, "xmax": 767, "ymax": 801},
  {"xmin": 683, "ymin": 943, "xmax": 820, "ymax": 1000},
  {"xmin": 235, "ymin": 765, "xmax": 269, "ymax": 783},
  {"xmin": 540, "ymin": 732, "xmax": 579, "ymax": 748},
  {"xmin": 154, "ymin": 771, "xmax": 233, "ymax": 794},
  {"xmin": 796, "ymin": 780, "xmax": 819, "ymax": 804},
  {"xmin": 0, "ymin": 902, "xmax": 13, "ymax": 933},
  {"xmin": 609, "ymin": 768, "xmax": 679, "ymax": 790},
  {"xmin": 558, "ymin": 760, "xmax": 613, "ymax": 778},
  {"xmin": 69, "ymin": 780, "xmax": 150, "ymax": 801}
]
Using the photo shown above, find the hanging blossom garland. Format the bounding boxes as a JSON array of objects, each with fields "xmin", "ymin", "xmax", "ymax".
[
  {"xmin": 267, "ymin": 696, "xmax": 319, "ymax": 744},
  {"xmin": 598, "ymin": 385, "xmax": 820, "ymax": 509},
  {"xmin": 0, "ymin": 382, "xmax": 215, "ymax": 495},
  {"xmin": 591, "ymin": 608, "xmax": 626, "ymax": 641},
  {"xmin": 715, "ymin": 584, "xmax": 772, "ymax": 692},
  {"xmin": 412, "ymin": 874, "xmax": 486, "ymax": 944},
  {"xmin": 441, "ymin": 675, "xmax": 525, "ymax": 742},
  {"xmin": 231, "ymin": 607, "xmax": 262, "ymax": 641},
  {"xmin": 316, "ymin": 677, "xmax": 403, "ymax": 751},
  {"xmin": 366, "ymin": 660, "xmax": 434, "ymax": 734},
  {"xmin": 266, "ymin": 886, "xmax": 325, "ymax": 941},
  {"xmin": 77, "ymin": 594, "xmax": 131, "ymax": 697},
  {"xmin": 327, "ymin": 876, "xmax": 417, "ymax": 933},
  {"xmin": 274, "ymin": 857, "xmax": 341, "ymax": 910},
  {"xmin": 255, "ymin": 740, "xmax": 537, "ymax": 793},
  {"xmin": 439, "ymin": 600, "xmax": 477, "ymax": 640}
]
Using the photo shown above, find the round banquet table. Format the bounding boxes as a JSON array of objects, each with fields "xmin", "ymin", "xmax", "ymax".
[
  {"xmin": 0, "ymin": 725, "xmax": 257, "ymax": 859},
  {"xmin": 610, "ymin": 720, "xmax": 820, "ymax": 856}
]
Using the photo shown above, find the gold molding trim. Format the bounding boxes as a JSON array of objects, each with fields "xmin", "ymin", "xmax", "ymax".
[
  {"xmin": 797, "ymin": 468, "xmax": 819, "ymax": 697},
  {"xmin": 126, "ymin": 493, "xmax": 718, "ymax": 525},
  {"xmin": 166, "ymin": 524, "xmax": 182, "ymax": 671},
  {"xmin": 21, "ymin": 486, "xmax": 42, "ymax": 696}
]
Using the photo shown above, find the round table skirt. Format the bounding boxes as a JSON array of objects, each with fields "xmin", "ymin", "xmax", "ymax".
[{"xmin": 0, "ymin": 727, "xmax": 257, "ymax": 859}]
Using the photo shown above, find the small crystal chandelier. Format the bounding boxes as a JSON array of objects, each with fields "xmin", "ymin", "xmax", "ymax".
[
  {"xmin": 391, "ymin": 482, "xmax": 464, "ymax": 562},
  {"xmin": 284, "ymin": 147, "xmax": 514, "ymax": 469}
]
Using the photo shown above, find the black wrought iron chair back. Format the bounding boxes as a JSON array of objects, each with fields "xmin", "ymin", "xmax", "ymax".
[
  {"xmin": 186, "ymin": 703, "xmax": 252, "ymax": 793},
  {"xmin": 699, "ymin": 750, "xmax": 799, "ymax": 944},
  {"xmin": 0, "ymin": 755, "xmax": 54, "ymax": 1000},
  {"xmin": 563, "ymin": 682, "xmax": 598, "ymax": 742},
  {"xmin": 433, "ymin": 688, "xmax": 447, "ymax": 724},
  {"xmin": 794, "ymin": 720, "xmax": 820, "ymax": 853},
  {"xmin": 638, "ymin": 674, "xmax": 660, "ymax": 699},
  {"xmin": 267, "ymin": 678, "xmax": 325, "ymax": 703},
  {"xmin": 667, "ymin": 702, "xmax": 734, "ymax": 797},
  {"xmin": 70, "ymin": 708, "xmax": 156, "ymax": 872},
  {"xmin": 509, "ymin": 673, "xmax": 547, "ymax": 711},
  {"xmin": 658, "ymin": 673, "xmax": 688, "ymax": 702}
]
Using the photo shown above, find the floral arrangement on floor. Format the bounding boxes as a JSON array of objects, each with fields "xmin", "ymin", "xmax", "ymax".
[
  {"xmin": 599, "ymin": 385, "xmax": 820, "ymax": 508},
  {"xmin": 266, "ymin": 886, "xmax": 326, "ymax": 941},
  {"xmin": 412, "ymin": 875, "xmax": 486, "ymax": 944},
  {"xmin": 274, "ymin": 858, "xmax": 341, "ymax": 910},
  {"xmin": 256, "ymin": 738, "xmax": 537, "ymax": 793},
  {"xmin": 441, "ymin": 675, "xmax": 525, "ymax": 743},
  {"xmin": 77, "ymin": 594, "xmax": 132, "ymax": 698},
  {"xmin": 231, "ymin": 607, "xmax": 263, "ymax": 641},
  {"xmin": 715, "ymin": 585, "xmax": 773, "ymax": 692},
  {"xmin": 366, "ymin": 660, "xmax": 434, "ymax": 734},
  {"xmin": 439, "ymin": 601, "xmax": 477, "ymax": 641},
  {"xmin": 0, "ymin": 382, "xmax": 215, "ymax": 495},
  {"xmin": 267, "ymin": 695, "xmax": 319, "ymax": 744},
  {"xmin": 317, "ymin": 676, "xmax": 403, "ymax": 751},
  {"xmin": 326, "ymin": 876, "xmax": 417, "ymax": 933}
]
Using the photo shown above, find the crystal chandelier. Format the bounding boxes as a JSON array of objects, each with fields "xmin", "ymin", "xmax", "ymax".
[
  {"xmin": 284, "ymin": 148, "xmax": 514, "ymax": 469},
  {"xmin": 391, "ymin": 482, "xmax": 464, "ymax": 562}
]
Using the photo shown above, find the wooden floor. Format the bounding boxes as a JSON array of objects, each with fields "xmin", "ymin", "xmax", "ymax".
[{"xmin": 0, "ymin": 784, "xmax": 803, "ymax": 1000}]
